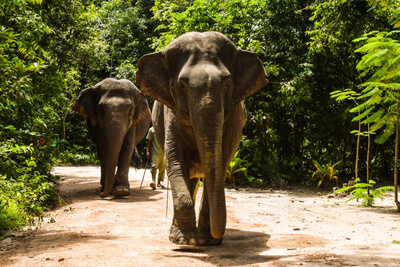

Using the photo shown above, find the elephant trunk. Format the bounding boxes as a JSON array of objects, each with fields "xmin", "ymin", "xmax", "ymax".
[
  {"xmin": 192, "ymin": 105, "xmax": 226, "ymax": 239},
  {"xmin": 100, "ymin": 122, "xmax": 127, "ymax": 198}
]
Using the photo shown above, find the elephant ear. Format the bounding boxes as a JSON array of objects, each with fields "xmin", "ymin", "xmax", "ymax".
[
  {"xmin": 136, "ymin": 51, "xmax": 174, "ymax": 109},
  {"xmin": 132, "ymin": 92, "xmax": 151, "ymax": 127},
  {"xmin": 232, "ymin": 50, "xmax": 269, "ymax": 105},
  {"xmin": 72, "ymin": 87, "xmax": 97, "ymax": 126}
]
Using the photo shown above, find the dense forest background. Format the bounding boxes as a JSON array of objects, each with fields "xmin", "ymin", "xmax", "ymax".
[{"xmin": 1, "ymin": 0, "xmax": 399, "ymax": 234}]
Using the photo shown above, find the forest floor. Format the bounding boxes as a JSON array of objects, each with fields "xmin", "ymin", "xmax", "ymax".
[{"xmin": 1, "ymin": 166, "xmax": 400, "ymax": 266}]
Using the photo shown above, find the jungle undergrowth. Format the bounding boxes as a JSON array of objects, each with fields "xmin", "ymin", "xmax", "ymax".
[{"xmin": 335, "ymin": 178, "xmax": 394, "ymax": 206}]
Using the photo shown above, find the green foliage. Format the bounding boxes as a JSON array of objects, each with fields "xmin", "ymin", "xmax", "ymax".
[
  {"xmin": 153, "ymin": 0, "xmax": 315, "ymax": 182},
  {"xmin": 225, "ymin": 150, "xmax": 249, "ymax": 188},
  {"xmin": 0, "ymin": 0, "xmax": 103, "ymax": 235},
  {"xmin": 153, "ymin": 0, "xmax": 268, "ymax": 52},
  {"xmin": 335, "ymin": 178, "xmax": 394, "ymax": 206},
  {"xmin": 307, "ymin": 0, "xmax": 398, "ymax": 182},
  {"xmin": 57, "ymin": 145, "xmax": 99, "ymax": 166},
  {"xmin": 4, "ymin": 0, "xmax": 400, "ymax": 236},
  {"xmin": 0, "ymin": 0, "xmax": 56, "ymax": 235},
  {"xmin": 350, "ymin": 31, "xmax": 400, "ymax": 144},
  {"xmin": 151, "ymin": 0, "xmax": 397, "ymax": 184},
  {"xmin": 307, "ymin": 0, "xmax": 396, "ymax": 54},
  {"xmin": 0, "ymin": 140, "xmax": 58, "ymax": 235},
  {"xmin": 0, "ymin": 0, "xmax": 157, "ymax": 234},
  {"xmin": 312, "ymin": 160, "xmax": 340, "ymax": 187},
  {"xmin": 96, "ymin": 0, "xmax": 155, "ymax": 80}
]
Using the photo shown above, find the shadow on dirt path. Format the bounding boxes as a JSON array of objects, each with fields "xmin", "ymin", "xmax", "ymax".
[
  {"xmin": 166, "ymin": 228, "xmax": 278, "ymax": 266},
  {"xmin": 1, "ymin": 166, "xmax": 400, "ymax": 266}
]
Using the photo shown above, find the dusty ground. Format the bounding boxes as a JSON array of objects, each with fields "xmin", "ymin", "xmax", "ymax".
[{"xmin": 1, "ymin": 166, "xmax": 400, "ymax": 266}]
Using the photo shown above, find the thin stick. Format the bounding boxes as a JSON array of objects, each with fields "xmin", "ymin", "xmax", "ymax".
[
  {"xmin": 395, "ymin": 95, "xmax": 399, "ymax": 211},
  {"xmin": 166, "ymin": 176, "xmax": 169, "ymax": 218},
  {"xmin": 140, "ymin": 159, "xmax": 149, "ymax": 189}
]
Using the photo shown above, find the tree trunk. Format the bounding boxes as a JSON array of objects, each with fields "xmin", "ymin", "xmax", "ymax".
[
  {"xmin": 395, "ymin": 97, "xmax": 400, "ymax": 211},
  {"xmin": 355, "ymin": 119, "xmax": 360, "ymax": 181},
  {"xmin": 367, "ymin": 119, "xmax": 370, "ymax": 196}
]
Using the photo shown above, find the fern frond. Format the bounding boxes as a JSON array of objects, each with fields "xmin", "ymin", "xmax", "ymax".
[
  {"xmin": 352, "ymin": 107, "xmax": 374, "ymax": 121},
  {"xmin": 362, "ymin": 109, "xmax": 385, "ymax": 124}
]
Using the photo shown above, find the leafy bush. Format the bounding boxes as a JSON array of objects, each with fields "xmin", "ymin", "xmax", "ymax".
[
  {"xmin": 312, "ymin": 160, "xmax": 340, "ymax": 187},
  {"xmin": 0, "ymin": 139, "xmax": 59, "ymax": 236},
  {"xmin": 56, "ymin": 145, "xmax": 98, "ymax": 166},
  {"xmin": 335, "ymin": 178, "xmax": 394, "ymax": 206},
  {"xmin": 57, "ymin": 152, "xmax": 98, "ymax": 166},
  {"xmin": 225, "ymin": 150, "xmax": 249, "ymax": 188}
]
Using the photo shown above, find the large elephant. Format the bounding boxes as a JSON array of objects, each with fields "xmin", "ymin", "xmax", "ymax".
[
  {"xmin": 136, "ymin": 32, "xmax": 268, "ymax": 245},
  {"xmin": 73, "ymin": 78, "xmax": 151, "ymax": 198}
]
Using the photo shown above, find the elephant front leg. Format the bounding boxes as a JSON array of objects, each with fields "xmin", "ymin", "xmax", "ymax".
[
  {"xmin": 98, "ymin": 148, "xmax": 106, "ymax": 193},
  {"xmin": 113, "ymin": 165, "xmax": 132, "ymax": 197},
  {"xmin": 113, "ymin": 132, "xmax": 135, "ymax": 197},
  {"xmin": 169, "ymin": 173, "xmax": 198, "ymax": 245},
  {"xmin": 100, "ymin": 166, "xmax": 105, "ymax": 192},
  {"xmin": 167, "ymin": 154, "xmax": 198, "ymax": 245},
  {"xmin": 197, "ymin": 180, "xmax": 223, "ymax": 246}
]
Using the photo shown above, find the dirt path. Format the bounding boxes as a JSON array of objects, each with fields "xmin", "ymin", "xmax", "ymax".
[{"xmin": 1, "ymin": 166, "xmax": 400, "ymax": 266}]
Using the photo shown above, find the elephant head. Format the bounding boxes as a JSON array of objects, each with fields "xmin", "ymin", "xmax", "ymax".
[
  {"xmin": 136, "ymin": 32, "xmax": 267, "ymax": 240},
  {"xmin": 73, "ymin": 78, "xmax": 150, "ymax": 198}
]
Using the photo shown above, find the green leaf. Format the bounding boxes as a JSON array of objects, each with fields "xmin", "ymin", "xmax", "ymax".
[
  {"xmin": 352, "ymin": 106, "xmax": 374, "ymax": 121},
  {"xmin": 358, "ymin": 87, "xmax": 380, "ymax": 99},
  {"xmin": 362, "ymin": 109, "xmax": 385, "ymax": 124},
  {"xmin": 353, "ymin": 36, "xmax": 368, "ymax": 42},
  {"xmin": 369, "ymin": 93, "xmax": 383, "ymax": 106},
  {"xmin": 375, "ymin": 124, "xmax": 395, "ymax": 144},
  {"xmin": 350, "ymin": 101, "xmax": 370, "ymax": 113},
  {"xmin": 312, "ymin": 160, "xmax": 324, "ymax": 173},
  {"xmin": 358, "ymin": 49, "xmax": 389, "ymax": 68},
  {"xmin": 232, "ymin": 167, "xmax": 247, "ymax": 173},
  {"xmin": 350, "ymin": 130, "xmax": 367, "ymax": 136},
  {"xmin": 330, "ymin": 90, "xmax": 358, "ymax": 99},
  {"xmin": 370, "ymin": 119, "xmax": 387, "ymax": 132},
  {"xmin": 335, "ymin": 95, "xmax": 349, "ymax": 101},
  {"xmin": 375, "ymin": 186, "xmax": 395, "ymax": 192}
]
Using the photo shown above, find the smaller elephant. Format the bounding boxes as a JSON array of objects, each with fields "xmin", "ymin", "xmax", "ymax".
[{"xmin": 73, "ymin": 78, "xmax": 151, "ymax": 198}]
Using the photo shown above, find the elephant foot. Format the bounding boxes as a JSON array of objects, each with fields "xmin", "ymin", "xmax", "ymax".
[
  {"xmin": 169, "ymin": 224, "xmax": 197, "ymax": 246},
  {"xmin": 197, "ymin": 227, "xmax": 223, "ymax": 246},
  {"xmin": 112, "ymin": 186, "xmax": 130, "ymax": 197}
]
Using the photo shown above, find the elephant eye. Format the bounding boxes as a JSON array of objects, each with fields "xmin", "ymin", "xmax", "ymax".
[
  {"xmin": 178, "ymin": 80, "xmax": 188, "ymax": 93},
  {"xmin": 224, "ymin": 81, "xmax": 231, "ymax": 92}
]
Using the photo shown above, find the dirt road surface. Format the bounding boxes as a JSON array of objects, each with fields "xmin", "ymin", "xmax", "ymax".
[{"xmin": 1, "ymin": 166, "xmax": 400, "ymax": 266}]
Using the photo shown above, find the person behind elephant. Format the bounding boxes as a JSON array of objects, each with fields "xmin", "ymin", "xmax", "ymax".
[
  {"xmin": 73, "ymin": 78, "xmax": 151, "ymax": 198},
  {"xmin": 146, "ymin": 126, "xmax": 165, "ymax": 190},
  {"xmin": 136, "ymin": 31, "xmax": 268, "ymax": 246}
]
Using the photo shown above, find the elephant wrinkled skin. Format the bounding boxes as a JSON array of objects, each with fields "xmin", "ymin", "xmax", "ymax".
[
  {"xmin": 136, "ymin": 31, "xmax": 268, "ymax": 245},
  {"xmin": 73, "ymin": 78, "xmax": 151, "ymax": 198}
]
